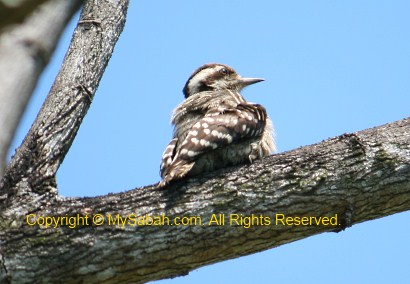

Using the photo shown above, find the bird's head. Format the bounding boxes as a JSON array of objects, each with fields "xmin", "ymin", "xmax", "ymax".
[{"xmin": 182, "ymin": 63, "xmax": 264, "ymax": 98}]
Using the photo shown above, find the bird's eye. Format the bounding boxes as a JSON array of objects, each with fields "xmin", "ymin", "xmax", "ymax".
[{"xmin": 220, "ymin": 68, "xmax": 228, "ymax": 75}]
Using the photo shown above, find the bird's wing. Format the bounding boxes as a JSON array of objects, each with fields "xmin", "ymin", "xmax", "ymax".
[
  {"xmin": 159, "ymin": 103, "xmax": 267, "ymax": 185},
  {"xmin": 159, "ymin": 138, "xmax": 178, "ymax": 178}
]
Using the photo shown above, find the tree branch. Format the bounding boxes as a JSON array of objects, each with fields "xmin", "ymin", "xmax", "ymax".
[
  {"xmin": 0, "ymin": 117, "xmax": 409, "ymax": 283},
  {"xmin": 0, "ymin": 0, "xmax": 129, "ymax": 193},
  {"xmin": 0, "ymin": 0, "xmax": 82, "ymax": 178},
  {"xmin": 0, "ymin": 0, "xmax": 409, "ymax": 283}
]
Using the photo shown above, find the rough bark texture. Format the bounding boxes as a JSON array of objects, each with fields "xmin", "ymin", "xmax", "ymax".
[
  {"xmin": 1, "ymin": 0, "xmax": 129, "ymax": 279},
  {"xmin": 0, "ymin": 117, "xmax": 409, "ymax": 283},
  {"xmin": 0, "ymin": 0, "xmax": 82, "ymax": 178},
  {"xmin": 0, "ymin": 0, "xmax": 409, "ymax": 283},
  {"xmin": 1, "ymin": 0, "xmax": 128, "ymax": 194}
]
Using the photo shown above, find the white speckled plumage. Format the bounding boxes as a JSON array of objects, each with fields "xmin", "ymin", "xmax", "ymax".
[{"xmin": 159, "ymin": 63, "xmax": 275, "ymax": 187}]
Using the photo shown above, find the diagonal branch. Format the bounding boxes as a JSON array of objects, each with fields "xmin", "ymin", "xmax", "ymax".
[
  {"xmin": 0, "ymin": 0, "xmax": 83, "ymax": 178},
  {"xmin": 0, "ymin": 0, "xmax": 129, "ymax": 195},
  {"xmin": 0, "ymin": 117, "xmax": 409, "ymax": 283}
]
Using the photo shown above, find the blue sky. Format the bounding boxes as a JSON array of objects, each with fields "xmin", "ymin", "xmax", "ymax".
[{"xmin": 9, "ymin": 1, "xmax": 410, "ymax": 283}]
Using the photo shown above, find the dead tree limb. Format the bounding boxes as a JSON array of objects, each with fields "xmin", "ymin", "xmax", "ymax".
[
  {"xmin": 0, "ymin": 0, "xmax": 82, "ymax": 178},
  {"xmin": 0, "ymin": 117, "xmax": 409, "ymax": 283},
  {"xmin": 1, "ymin": 0, "xmax": 128, "ymax": 192}
]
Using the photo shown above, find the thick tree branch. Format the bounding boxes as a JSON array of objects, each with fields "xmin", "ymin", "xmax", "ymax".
[
  {"xmin": 0, "ymin": 0, "xmax": 129, "ymax": 193},
  {"xmin": 0, "ymin": 0, "xmax": 82, "ymax": 178},
  {"xmin": 0, "ymin": 117, "xmax": 409, "ymax": 283},
  {"xmin": 0, "ymin": 0, "xmax": 409, "ymax": 283}
]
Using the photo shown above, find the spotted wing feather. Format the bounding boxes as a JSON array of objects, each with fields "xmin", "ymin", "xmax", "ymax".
[
  {"xmin": 160, "ymin": 103, "xmax": 267, "ymax": 186},
  {"xmin": 159, "ymin": 138, "xmax": 178, "ymax": 177}
]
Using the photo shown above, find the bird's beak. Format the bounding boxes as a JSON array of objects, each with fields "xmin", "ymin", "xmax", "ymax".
[{"xmin": 238, "ymin": 77, "xmax": 265, "ymax": 87}]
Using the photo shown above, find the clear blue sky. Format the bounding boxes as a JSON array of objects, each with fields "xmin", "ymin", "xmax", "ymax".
[{"xmin": 9, "ymin": 1, "xmax": 410, "ymax": 283}]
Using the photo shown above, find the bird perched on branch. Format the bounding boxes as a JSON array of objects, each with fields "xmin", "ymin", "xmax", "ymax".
[{"xmin": 159, "ymin": 63, "xmax": 275, "ymax": 187}]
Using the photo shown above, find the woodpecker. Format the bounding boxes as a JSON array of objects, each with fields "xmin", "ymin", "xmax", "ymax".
[{"xmin": 159, "ymin": 63, "xmax": 275, "ymax": 187}]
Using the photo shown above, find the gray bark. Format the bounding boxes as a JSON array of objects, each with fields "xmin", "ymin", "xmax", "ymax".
[
  {"xmin": 0, "ymin": 0, "xmax": 82, "ymax": 178},
  {"xmin": 0, "ymin": 117, "xmax": 409, "ymax": 283},
  {"xmin": 1, "ymin": 0, "xmax": 129, "ymax": 192},
  {"xmin": 0, "ymin": 0, "xmax": 409, "ymax": 283}
]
